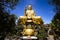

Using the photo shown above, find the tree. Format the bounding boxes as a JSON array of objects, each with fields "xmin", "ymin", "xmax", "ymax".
[
  {"xmin": 49, "ymin": 0, "xmax": 60, "ymax": 39},
  {"xmin": 37, "ymin": 25, "xmax": 47, "ymax": 40},
  {"xmin": 51, "ymin": 12, "xmax": 60, "ymax": 36},
  {"xmin": 0, "ymin": 0, "xmax": 18, "ymax": 40},
  {"xmin": 49, "ymin": 0, "xmax": 60, "ymax": 12}
]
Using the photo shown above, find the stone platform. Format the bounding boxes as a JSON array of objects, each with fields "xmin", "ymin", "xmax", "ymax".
[{"xmin": 20, "ymin": 36, "xmax": 37, "ymax": 40}]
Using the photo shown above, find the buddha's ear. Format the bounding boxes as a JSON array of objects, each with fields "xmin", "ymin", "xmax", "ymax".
[
  {"xmin": 24, "ymin": 13, "xmax": 25, "ymax": 16},
  {"xmin": 33, "ymin": 11, "xmax": 36, "ymax": 16},
  {"xmin": 24, "ymin": 8, "xmax": 27, "ymax": 16},
  {"xmin": 24, "ymin": 13, "xmax": 27, "ymax": 16}
]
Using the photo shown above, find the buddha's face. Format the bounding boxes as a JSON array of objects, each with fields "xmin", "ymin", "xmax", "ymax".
[{"xmin": 27, "ymin": 5, "xmax": 32, "ymax": 10}]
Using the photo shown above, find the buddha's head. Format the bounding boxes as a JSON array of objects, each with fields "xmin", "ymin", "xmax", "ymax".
[{"xmin": 27, "ymin": 5, "xmax": 32, "ymax": 10}]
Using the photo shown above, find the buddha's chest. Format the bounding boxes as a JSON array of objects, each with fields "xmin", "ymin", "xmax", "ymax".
[{"xmin": 26, "ymin": 10, "xmax": 34, "ymax": 16}]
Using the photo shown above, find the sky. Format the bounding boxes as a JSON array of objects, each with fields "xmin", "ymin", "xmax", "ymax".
[{"xmin": 10, "ymin": 0, "xmax": 55, "ymax": 24}]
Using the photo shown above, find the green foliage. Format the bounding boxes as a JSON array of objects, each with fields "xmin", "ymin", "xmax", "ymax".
[
  {"xmin": 49, "ymin": 0, "xmax": 60, "ymax": 12},
  {"xmin": 37, "ymin": 30, "xmax": 46, "ymax": 38},
  {"xmin": 37, "ymin": 25, "xmax": 47, "ymax": 38},
  {"xmin": 0, "ymin": 0, "xmax": 18, "ymax": 9},
  {"xmin": 51, "ymin": 12, "xmax": 60, "ymax": 36},
  {"xmin": 0, "ymin": 13, "xmax": 17, "ymax": 34},
  {"xmin": 0, "ymin": 0, "xmax": 18, "ymax": 39},
  {"xmin": 16, "ymin": 25, "xmax": 24, "ymax": 36},
  {"xmin": 48, "ymin": 0, "xmax": 60, "ymax": 39}
]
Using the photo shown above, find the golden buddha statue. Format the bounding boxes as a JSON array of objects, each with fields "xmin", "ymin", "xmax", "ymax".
[
  {"xmin": 19, "ymin": 5, "xmax": 43, "ymax": 24},
  {"xmin": 18, "ymin": 5, "xmax": 43, "ymax": 37},
  {"xmin": 24, "ymin": 5, "xmax": 35, "ymax": 18}
]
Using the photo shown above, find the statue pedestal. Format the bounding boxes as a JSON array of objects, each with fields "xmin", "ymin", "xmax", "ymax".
[{"xmin": 20, "ymin": 36, "xmax": 37, "ymax": 40}]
